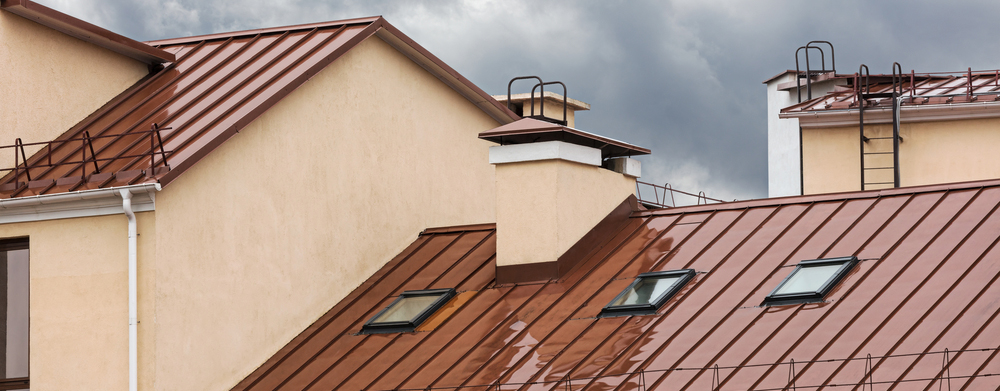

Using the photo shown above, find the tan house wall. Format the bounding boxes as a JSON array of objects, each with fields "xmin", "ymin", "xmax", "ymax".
[
  {"xmin": 149, "ymin": 35, "xmax": 500, "ymax": 391},
  {"xmin": 802, "ymin": 118, "xmax": 1000, "ymax": 194},
  {"xmin": 0, "ymin": 12, "xmax": 148, "ymax": 167},
  {"xmin": 802, "ymin": 125, "xmax": 860, "ymax": 194},
  {"xmin": 898, "ymin": 118, "xmax": 1000, "ymax": 187},
  {"xmin": 494, "ymin": 159, "xmax": 634, "ymax": 266},
  {"xmin": 0, "ymin": 211, "xmax": 155, "ymax": 391}
]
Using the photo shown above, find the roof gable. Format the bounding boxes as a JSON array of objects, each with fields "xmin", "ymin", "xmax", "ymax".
[
  {"xmin": 232, "ymin": 180, "xmax": 1000, "ymax": 390},
  {"xmin": 0, "ymin": 17, "xmax": 517, "ymax": 199}
]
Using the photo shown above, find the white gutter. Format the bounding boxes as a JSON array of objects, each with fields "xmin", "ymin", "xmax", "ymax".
[
  {"xmin": 120, "ymin": 189, "xmax": 138, "ymax": 391},
  {"xmin": 0, "ymin": 183, "xmax": 159, "ymax": 223},
  {"xmin": 0, "ymin": 183, "xmax": 160, "ymax": 391},
  {"xmin": 780, "ymin": 100, "xmax": 1000, "ymax": 128}
]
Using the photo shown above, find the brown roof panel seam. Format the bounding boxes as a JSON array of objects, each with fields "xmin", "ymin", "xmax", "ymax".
[
  {"xmin": 824, "ymin": 190, "xmax": 1000, "ymax": 386},
  {"xmin": 797, "ymin": 189, "xmax": 971, "ymax": 386}
]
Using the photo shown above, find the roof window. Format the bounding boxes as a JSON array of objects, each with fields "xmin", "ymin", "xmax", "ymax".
[
  {"xmin": 600, "ymin": 269, "xmax": 695, "ymax": 317},
  {"xmin": 763, "ymin": 256, "xmax": 858, "ymax": 306},
  {"xmin": 361, "ymin": 288, "xmax": 456, "ymax": 334}
]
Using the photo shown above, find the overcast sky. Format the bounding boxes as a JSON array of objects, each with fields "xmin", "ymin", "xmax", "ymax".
[{"xmin": 35, "ymin": 0, "xmax": 1000, "ymax": 201}]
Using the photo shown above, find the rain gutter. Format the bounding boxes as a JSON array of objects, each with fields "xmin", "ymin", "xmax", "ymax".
[
  {"xmin": 780, "ymin": 100, "xmax": 1000, "ymax": 128},
  {"xmin": 0, "ymin": 183, "xmax": 159, "ymax": 391},
  {"xmin": 0, "ymin": 183, "xmax": 159, "ymax": 224}
]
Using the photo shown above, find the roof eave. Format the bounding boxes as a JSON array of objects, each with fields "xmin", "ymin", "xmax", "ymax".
[
  {"xmin": 780, "ymin": 101, "xmax": 1000, "ymax": 128},
  {"xmin": 0, "ymin": 0, "xmax": 175, "ymax": 64}
]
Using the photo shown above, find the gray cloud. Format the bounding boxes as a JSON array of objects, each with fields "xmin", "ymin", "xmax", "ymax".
[{"xmin": 34, "ymin": 0, "xmax": 1000, "ymax": 202}]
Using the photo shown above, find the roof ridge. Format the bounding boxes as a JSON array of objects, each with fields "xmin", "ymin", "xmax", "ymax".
[{"xmin": 145, "ymin": 16, "xmax": 383, "ymax": 46}]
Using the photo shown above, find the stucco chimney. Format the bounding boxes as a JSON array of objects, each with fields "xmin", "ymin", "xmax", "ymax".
[
  {"xmin": 479, "ymin": 118, "xmax": 650, "ymax": 283},
  {"xmin": 492, "ymin": 92, "xmax": 590, "ymax": 128}
]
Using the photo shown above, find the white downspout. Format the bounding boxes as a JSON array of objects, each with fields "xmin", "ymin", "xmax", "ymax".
[{"xmin": 120, "ymin": 189, "xmax": 138, "ymax": 391}]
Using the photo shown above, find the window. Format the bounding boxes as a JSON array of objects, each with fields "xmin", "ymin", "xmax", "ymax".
[
  {"xmin": 361, "ymin": 288, "xmax": 456, "ymax": 334},
  {"xmin": 763, "ymin": 256, "xmax": 858, "ymax": 307},
  {"xmin": 0, "ymin": 239, "xmax": 28, "ymax": 391},
  {"xmin": 600, "ymin": 269, "xmax": 695, "ymax": 317}
]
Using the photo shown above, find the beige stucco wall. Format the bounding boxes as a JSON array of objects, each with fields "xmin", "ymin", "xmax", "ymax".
[
  {"xmin": 802, "ymin": 125, "xmax": 860, "ymax": 194},
  {"xmin": 0, "ymin": 11, "xmax": 147, "ymax": 172},
  {"xmin": 897, "ymin": 118, "xmax": 1000, "ymax": 186},
  {"xmin": 494, "ymin": 159, "xmax": 634, "ymax": 266},
  {"xmin": 802, "ymin": 117, "xmax": 1000, "ymax": 194},
  {"xmin": 0, "ymin": 211, "xmax": 155, "ymax": 391},
  {"xmin": 149, "ymin": 35, "xmax": 501, "ymax": 391}
]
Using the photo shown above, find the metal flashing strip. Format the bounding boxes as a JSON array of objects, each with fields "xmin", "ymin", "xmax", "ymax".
[
  {"xmin": 488, "ymin": 141, "xmax": 601, "ymax": 166},
  {"xmin": 0, "ymin": 183, "xmax": 159, "ymax": 223},
  {"xmin": 782, "ymin": 101, "xmax": 1000, "ymax": 128}
]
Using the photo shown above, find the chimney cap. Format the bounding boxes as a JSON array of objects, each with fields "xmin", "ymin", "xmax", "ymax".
[{"xmin": 479, "ymin": 118, "xmax": 650, "ymax": 159}]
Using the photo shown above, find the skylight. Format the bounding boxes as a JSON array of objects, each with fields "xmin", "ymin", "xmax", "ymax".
[
  {"xmin": 361, "ymin": 288, "xmax": 456, "ymax": 334},
  {"xmin": 600, "ymin": 269, "xmax": 695, "ymax": 317},
  {"xmin": 763, "ymin": 256, "xmax": 858, "ymax": 306}
]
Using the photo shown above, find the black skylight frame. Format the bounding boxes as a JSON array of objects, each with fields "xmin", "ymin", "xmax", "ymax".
[
  {"xmin": 599, "ymin": 269, "xmax": 696, "ymax": 318},
  {"xmin": 361, "ymin": 288, "xmax": 456, "ymax": 334},
  {"xmin": 762, "ymin": 256, "xmax": 858, "ymax": 307}
]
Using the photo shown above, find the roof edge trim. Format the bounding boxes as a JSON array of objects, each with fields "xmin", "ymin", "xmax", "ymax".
[
  {"xmin": 0, "ymin": 0, "xmax": 175, "ymax": 64},
  {"xmin": 372, "ymin": 23, "xmax": 519, "ymax": 125},
  {"xmin": 781, "ymin": 102, "xmax": 1000, "ymax": 128},
  {"xmin": 145, "ymin": 16, "xmax": 382, "ymax": 46},
  {"xmin": 0, "ymin": 183, "xmax": 159, "ymax": 223}
]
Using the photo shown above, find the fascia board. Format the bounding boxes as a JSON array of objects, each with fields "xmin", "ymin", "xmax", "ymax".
[
  {"xmin": 781, "ymin": 101, "xmax": 1000, "ymax": 128},
  {"xmin": 0, "ymin": 183, "xmax": 159, "ymax": 224}
]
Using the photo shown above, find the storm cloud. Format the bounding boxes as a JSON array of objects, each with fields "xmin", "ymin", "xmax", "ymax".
[{"xmin": 35, "ymin": 0, "xmax": 1000, "ymax": 201}]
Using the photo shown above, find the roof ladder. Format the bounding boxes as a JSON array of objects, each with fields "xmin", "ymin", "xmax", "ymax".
[
  {"xmin": 858, "ymin": 63, "xmax": 904, "ymax": 191},
  {"xmin": 794, "ymin": 41, "xmax": 836, "ymax": 103}
]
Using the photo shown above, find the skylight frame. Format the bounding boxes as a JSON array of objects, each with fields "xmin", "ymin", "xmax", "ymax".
[
  {"xmin": 599, "ymin": 269, "xmax": 695, "ymax": 318},
  {"xmin": 762, "ymin": 256, "xmax": 858, "ymax": 307},
  {"xmin": 361, "ymin": 288, "xmax": 456, "ymax": 334}
]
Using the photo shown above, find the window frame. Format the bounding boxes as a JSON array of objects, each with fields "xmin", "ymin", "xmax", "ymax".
[
  {"xmin": 599, "ymin": 269, "xmax": 695, "ymax": 318},
  {"xmin": 361, "ymin": 288, "xmax": 456, "ymax": 334},
  {"xmin": 0, "ymin": 238, "xmax": 29, "ymax": 388},
  {"xmin": 762, "ymin": 256, "xmax": 858, "ymax": 307}
]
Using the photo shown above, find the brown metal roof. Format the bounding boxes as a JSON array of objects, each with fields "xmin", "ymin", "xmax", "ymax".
[
  {"xmin": 479, "ymin": 118, "xmax": 651, "ymax": 159},
  {"xmin": 781, "ymin": 70, "xmax": 1000, "ymax": 114},
  {"xmin": 0, "ymin": 0, "xmax": 175, "ymax": 64},
  {"xmin": 0, "ymin": 17, "xmax": 518, "ymax": 199},
  {"xmin": 232, "ymin": 179, "xmax": 1000, "ymax": 390}
]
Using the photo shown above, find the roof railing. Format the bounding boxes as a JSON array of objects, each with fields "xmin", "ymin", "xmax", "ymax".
[
  {"xmin": 0, "ymin": 125, "xmax": 172, "ymax": 188},
  {"xmin": 635, "ymin": 181, "xmax": 728, "ymax": 209}
]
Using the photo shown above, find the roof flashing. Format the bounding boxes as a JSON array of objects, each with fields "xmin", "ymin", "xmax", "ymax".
[{"xmin": 361, "ymin": 289, "xmax": 456, "ymax": 334}]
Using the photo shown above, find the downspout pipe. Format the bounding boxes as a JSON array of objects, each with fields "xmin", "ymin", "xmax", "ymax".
[{"xmin": 119, "ymin": 189, "xmax": 138, "ymax": 391}]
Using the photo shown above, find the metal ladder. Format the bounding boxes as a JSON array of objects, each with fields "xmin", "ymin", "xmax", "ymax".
[{"xmin": 857, "ymin": 63, "xmax": 903, "ymax": 191}]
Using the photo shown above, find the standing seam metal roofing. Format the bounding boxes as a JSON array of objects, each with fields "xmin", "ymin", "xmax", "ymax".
[
  {"xmin": 231, "ymin": 180, "xmax": 1000, "ymax": 391},
  {"xmin": 0, "ymin": 17, "xmax": 518, "ymax": 199}
]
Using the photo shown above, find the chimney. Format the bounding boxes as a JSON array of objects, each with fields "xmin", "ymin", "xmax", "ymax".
[
  {"xmin": 492, "ymin": 91, "xmax": 590, "ymax": 128},
  {"xmin": 479, "ymin": 118, "xmax": 650, "ymax": 284}
]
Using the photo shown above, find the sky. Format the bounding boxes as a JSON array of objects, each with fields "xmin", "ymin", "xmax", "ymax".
[{"xmin": 33, "ymin": 0, "xmax": 1000, "ymax": 202}]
